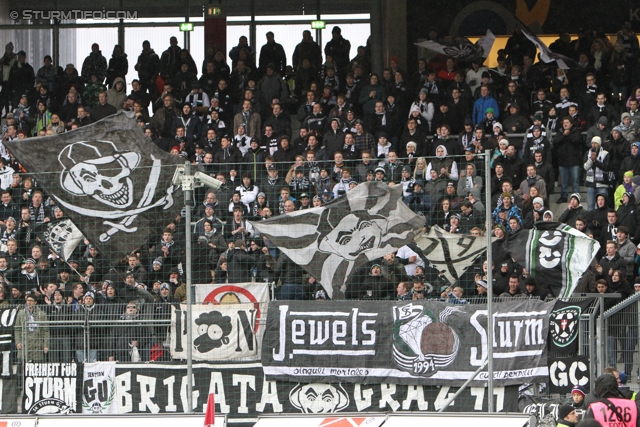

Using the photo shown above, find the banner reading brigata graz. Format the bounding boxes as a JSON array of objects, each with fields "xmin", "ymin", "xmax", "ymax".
[
  {"xmin": 112, "ymin": 362, "xmax": 519, "ymax": 417},
  {"xmin": 262, "ymin": 300, "xmax": 554, "ymax": 386}
]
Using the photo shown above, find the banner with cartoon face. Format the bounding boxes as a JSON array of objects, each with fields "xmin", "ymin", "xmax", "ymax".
[
  {"xmin": 170, "ymin": 303, "xmax": 267, "ymax": 361},
  {"xmin": 262, "ymin": 300, "xmax": 554, "ymax": 386},
  {"xmin": 6, "ymin": 112, "xmax": 183, "ymax": 262},
  {"xmin": 111, "ymin": 362, "xmax": 519, "ymax": 420}
]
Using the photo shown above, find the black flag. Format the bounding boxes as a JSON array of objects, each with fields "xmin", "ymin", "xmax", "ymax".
[
  {"xmin": 6, "ymin": 112, "xmax": 183, "ymax": 262},
  {"xmin": 251, "ymin": 182, "xmax": 424, "ymax": 299},
  {"xmin": 34, "ymin": 217, "xmax": 84, "ymax": 260}
]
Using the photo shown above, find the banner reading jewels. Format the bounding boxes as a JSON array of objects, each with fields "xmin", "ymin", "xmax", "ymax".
[{"xmin": 262, "ymin": 299, "xmax": 554, "ymax": 386}]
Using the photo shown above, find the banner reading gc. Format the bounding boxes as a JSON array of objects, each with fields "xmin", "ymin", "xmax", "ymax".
[{"xmin": 261, "ymin": 300, "xmax": 554, "ymax": 386}]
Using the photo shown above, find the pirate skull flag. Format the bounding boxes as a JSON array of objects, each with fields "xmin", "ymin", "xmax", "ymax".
[
  {"xmin": 415, "ymin": 30, "xmax": 495, "ymax": 63},
  {"xmin": 6, "ymin": 112, "xmax": 182, "ymax": 262},
  {"xmin": 250, "ymin": 181, "xmax": 424, "ymax": 299}
]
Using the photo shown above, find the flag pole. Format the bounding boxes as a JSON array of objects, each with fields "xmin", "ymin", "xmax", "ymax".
[
  {"xmin": 484, "ymin": 149, "xmax": 494, "ymax": 412},
  {"xmin": 184, "ymin": 161, "xmax": 194, "ymax": 413}
]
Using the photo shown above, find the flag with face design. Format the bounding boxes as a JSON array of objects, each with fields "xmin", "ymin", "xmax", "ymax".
[
  {"xmin": 415, "ymin": 30, "xmax": 495, "ymax": 62},
  {"xmin": 250, "ymin": 181, "xmax": 425, "ymax": 299},
  {"xmin": 6, "ymin": 112, "xmax": 183, "ymax": 263}
]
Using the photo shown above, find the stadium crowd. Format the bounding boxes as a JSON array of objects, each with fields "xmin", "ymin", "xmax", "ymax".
[{"xmin": 2, "ymin": 24, "xmax": 640, "ymax": 358}]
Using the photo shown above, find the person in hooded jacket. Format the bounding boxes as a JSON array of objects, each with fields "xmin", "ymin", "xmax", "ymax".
[
  {"xmin": 617, "ymin": 192, "xmax": 637, "ymax": 232},
  {"xmin": 615, "ymin": 171, "xmax": 636, "ymax": 209},
  {"xmin": 620, "ymin": 142, "xmax": 640, "ymax": 179},
  {"xmin": 584, "ymin": 374, "xmax": 640, "ymax": 426},
  {"xmin": 171, "ymin": 103, "xmax": 202, "ymax": 143},
  {"xmin": 523, "ymin": 275, "xmax": 546, "ymax": 300},
  {"xmin": 523, "ymin": 125, "xmax": 551, "ymax": 165},
  {"xmin": 106, "ymin": 77, "xmax": 127, "ymax": 110},
  {"xmin": 605, "ymin": 126, "xmax": 630, "ymax": 183},
  {"xmin": 81, "ymin": 43, "xmax": 107, "ymax": 82},
  {"xmin": 426, "ymin": 145, "xmax": 459, "ymax": 181}
]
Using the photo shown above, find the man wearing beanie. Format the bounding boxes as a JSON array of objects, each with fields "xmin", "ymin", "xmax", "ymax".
[
  {"xmin": 571, "ymin": 385, "xmax": 586, "ymax": 410},
  {"xmin": 556, "ymin": 404, "xmax": 578, "ymax": 427},
  {"xmin": 583, "ymin": 135, "xmax": 610, "ymax": 211},
  {"xmin": 620, "ymin": 142, "xmax": 640, "ymax": 179},
  {"xmin": 559, "ymin": 193, "xmax": 585, "ymax": 228}
]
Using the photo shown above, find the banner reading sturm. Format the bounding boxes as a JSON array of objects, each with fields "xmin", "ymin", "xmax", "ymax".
[
  {"xmin": 262, "ymin": 300, "xmax": 554, "ymax": 386},
  {"xmin": 23, "ymin": 362, "xmax": 80, "ymax": 414}
]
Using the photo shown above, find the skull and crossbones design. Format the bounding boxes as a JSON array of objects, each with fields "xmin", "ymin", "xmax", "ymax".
[
  {"xmin": 59, "ymin": 140, "xmax": 140, "ymax": 208},
  {"xmin": 57, "ymin": 140, "xmax": 176, "ymax": 241}
]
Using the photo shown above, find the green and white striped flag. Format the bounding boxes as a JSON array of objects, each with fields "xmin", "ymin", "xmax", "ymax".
[{"xmin": 503, "ymin": 222, "xmax": 600, "ymax": 297}]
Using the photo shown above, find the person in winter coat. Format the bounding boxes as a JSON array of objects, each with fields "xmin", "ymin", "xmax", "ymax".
[
  {"xmin": 81, "ymin": 43, "xmax": 108, "ymax": 82},
  {"xmin": 108, "ymin": 302, "xmax": 152, "ymax": 362},
  {"xmin": 598, "ymin": 240, "xmax": 627, "ymax": 285},
  {"xmin": 472, "ymin": 86, "xmax": 499, "ymax": 125},
  {"xmin": 106, "ymin": 77, "xmax": 127, "ymax": 110},
  {"xmin": 584, "ymin": 374, "xmax": 640, "ymax": 426},
  {"xmin": 617, "ymin": 191, "xmax": 637, "ymax": 232},
  {"xmin": 558, "ymin": 193, "xmax": 586, "ymax": 228},
  {"xmin": 274, "ymin": 252, "xmax": 306, "ymax": 300},
  {"xmin": 604, "ymin": 126, "xmax": 630, "ymax": 183},
  {"xmin": 554, "ymin": 116, "xmax": 583, "ymax": 203},
  {"xmin": 519, "ymin": 164, "xmax": 548, "ymax": 200},
  {"xmin": 14, "ymin": 293, "xmax": 49, "ymax": 362},
  {"xmin": 457, "ymin": 163, "xmax": 482, "ymax": 195},
  {"xmin": 426, "ymin": 145, "xmax": 459, "ymax": 181},
  {"xmin": 236, "ymin": 173, "xmax": 259, "ymax": 206},
  {"xmin": 359, "ymin": 74, "xmax": 386, "ymax": 132},
  {"xmin": 619, "ymin": 142, "xmax": 640, "ymax": 180},
  {"xmin": 583, "ymin": 136, "xmax": 611, "ymax": 211},
  {"xmin": 492, "ymin": 192, "xmax": 522, "ymax": 232},
  {"xmin": 9, "ymin": 51, "xmax": 35, "ymax": 108},
  {"xmin": 615, "ymin": 170, "xmax": 636, "ymax": 209},
  {"xmin": 523, "ymin": 197, "xmax": 546, "ymax": 229},
  {"xmin": 616, "ymin": 227, "xmax": 636, "ymax": 282},
  {"xmin": 36, "ymin": 55, "xmax": 57, "ymax": 92},
  {"xmin": 106, "ymin": 44, "xmax": 128, "ymax": 88},
  {"xmin": 523, "ymin": 125, "xmax": 551, "ymax": 165},
  {"xmin": 73, "ymin": 292, "xmax": 103, "ymax": 362}
]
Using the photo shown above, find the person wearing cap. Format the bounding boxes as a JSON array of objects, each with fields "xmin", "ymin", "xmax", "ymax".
[
  {"xmin": 557, "ymin": 193, "xmax": 586, "ymax": 228},
  {"xmin": 555, "ymin": 404, "xmax": 579, "ymax": 427},
  {"xmin": 106, "ymin": 300, "xmax": 152, "ymax": 362},
  {"xmin": 620, "ymin": 142, "xmax": 640, "ymax": 182},
  {"xmin": 503, "ymin": 101, "xmax": 530, "ymax": 134},
  {"xmin": 15, "ymin": 291, "xmax": 49, "ymax": 362},
  {"xmin": 472, "ymin": 85, "xmax": 499, "ymax": 125},
  {"xmin": 73, "ymin": 290, "xmax": 103, "ymax": 362},
  {"xmin": 571, "ymin": 385, "xmax": 587, "ymax": 410}
]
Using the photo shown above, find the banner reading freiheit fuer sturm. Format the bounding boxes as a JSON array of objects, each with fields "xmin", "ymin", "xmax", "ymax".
[{"xmin": 262, "ymin": 299, "xmax": 554, "ymax": 386}]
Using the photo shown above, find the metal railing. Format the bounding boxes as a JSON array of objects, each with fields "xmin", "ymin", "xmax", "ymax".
[{"xmin": 603, "ymin": 292, "xmax": 640, "ymax": 384}]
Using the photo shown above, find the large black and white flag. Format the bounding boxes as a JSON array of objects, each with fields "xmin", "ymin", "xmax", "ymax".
[
  {"xmin": 6, "ymin": 112, "xmax": 183, "ymax": 262},
  {"xmin": 502, "ymin": 222, "xmax": 599, "ymax": 298},
  {"xmin": 35, "ymin": 218, "xmax": 84, "ymax": 260},
  {"xmin": 250, "ymin": 182, "xmax": 424, "ymax": 299},
  {"xmin": 414, "ymin": 226, "xmax": 492, "ymax": 284},
  {"xmin": 415, "ymin": 30, "xmax": 495, "ymax": 62},
  {"xmin": 518, "ymin": 25, "xmax": 578, "ymax": 70}
]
